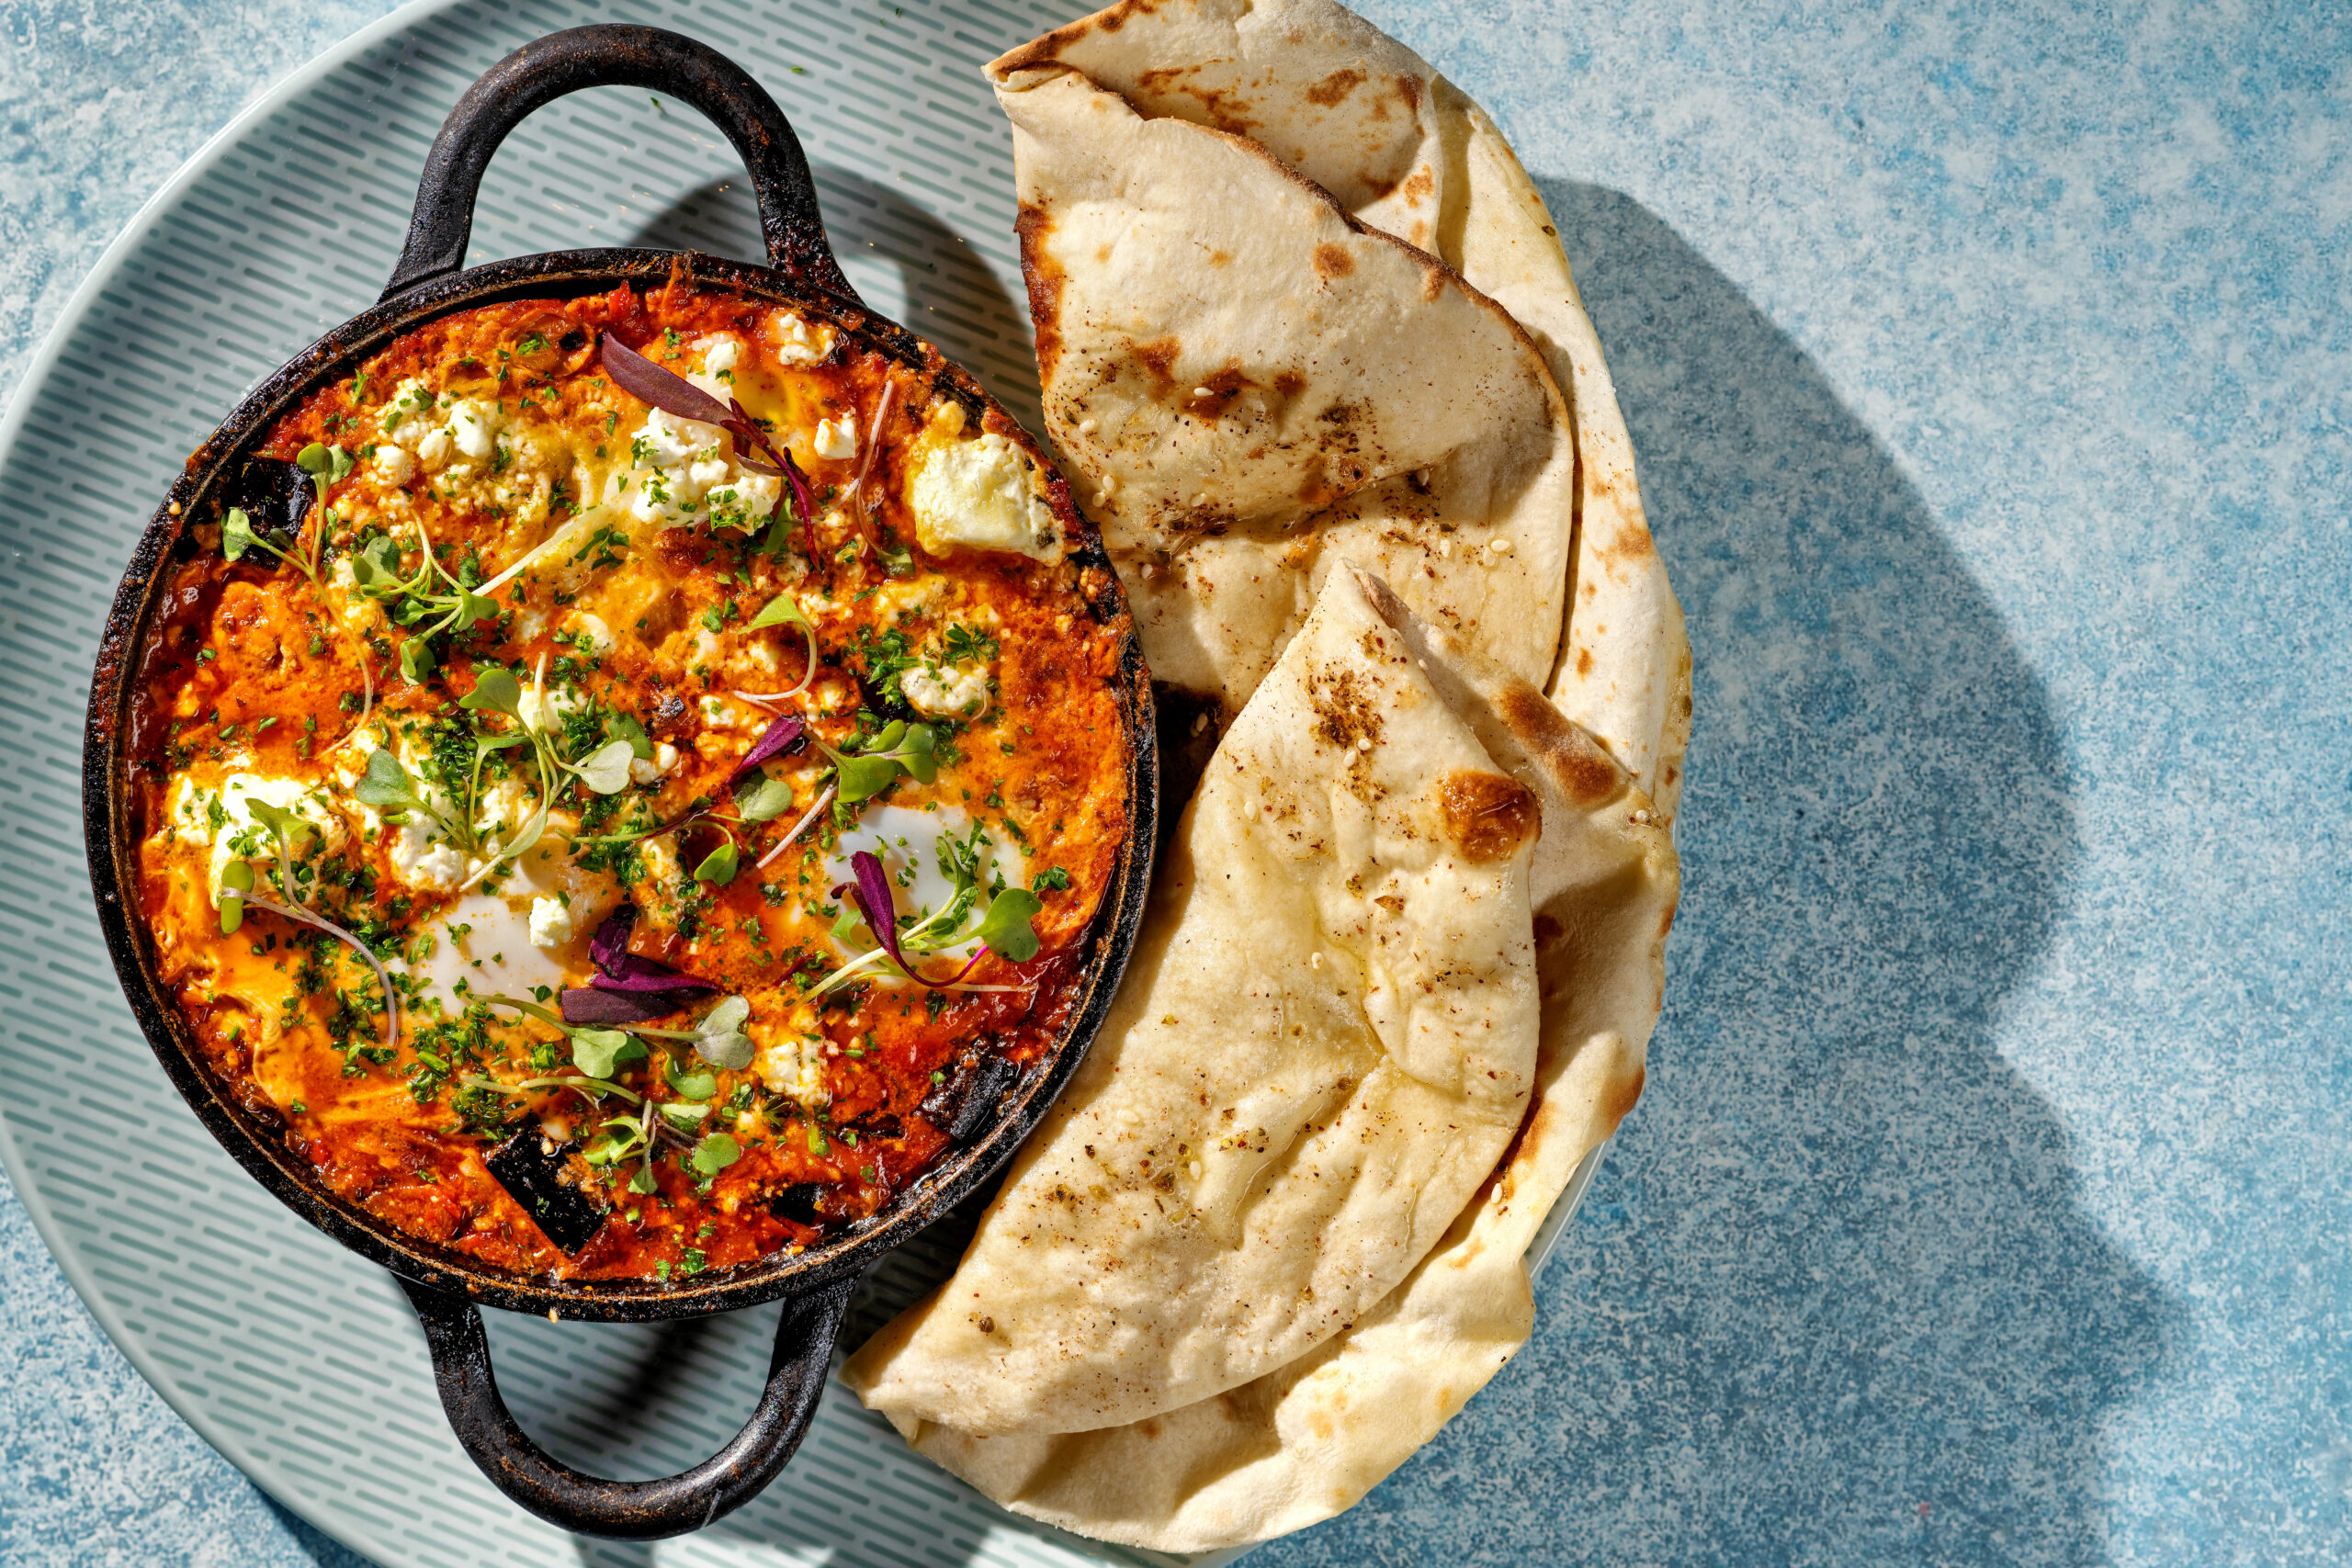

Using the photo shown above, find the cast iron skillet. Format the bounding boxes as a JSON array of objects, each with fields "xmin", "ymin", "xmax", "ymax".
[{"xmin": 80, "ymin": 25, "xmax": 1155, "ymax": 1542}]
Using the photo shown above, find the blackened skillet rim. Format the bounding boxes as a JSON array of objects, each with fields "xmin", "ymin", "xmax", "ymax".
[{"xmin": 83, "ymin": 247, "xmax": 1159, "ymax": 1324}]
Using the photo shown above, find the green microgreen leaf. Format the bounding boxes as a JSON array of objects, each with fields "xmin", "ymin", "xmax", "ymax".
[
  {"xmin": 693, "ymin": 840, "xmax": 740, "ymax": 886},
  {"xmin": 460, "ymin": 668, "xmax": 523, "ymax": 717},
  {"xmin": 573, "ymin": 739, "xmax": 636, "ymax": 796},
  {"xmin": 970, "ymin": 887, "xmax": 1045, "ymax": 964},
  {"xmin": 665, "ymin": 1059, "xmax": 718, "ymax": 1101},
  {"xmin": 692, "ymin": 996, "xmax": 754, "ymax": 1071},
  {"xmin": 399, "ymin": 637, "xmax": 435, "ymax": 685},
  {"xmin": 690, "ymin": 1133, "xmax": 742, "ymax": 1178},
  {"xmin": 832, "ymin": 752, "xmax": 901, "ymax": 804},
  {"xmin": 746, "ymin": 592, "xmax": 811, "ymax": 633},
  {"xmin": 243, "ymin": 798, "xmax": 316, "ymax": 879},
  {"xmin": 605, "ymin": 711, "xmax": 653, "ymax": 761},
  {"xmin": 221, "ymin": 508, "xmax": 255, "ymax": 563},
  {"xmin": 868, "ymin": 719, "xmax": 937, "ymax": 782},
  {"xmin": 355, "ymin": 749, "xmax": 424, "ymax": 814},
  {"xmin": 734, "ymin": 775, "xmax": 795, "ymax": 823},
  {"xmin": 571, "ymin": 1028, "xmax": 647, "ymax": 1079},
  {"xmin": 348, "ymin": 535, "xmax": 401, "ymax": 594},
  {"xmin": 453, "ymin": 591, "xmax": 497, "ymax": 631}
]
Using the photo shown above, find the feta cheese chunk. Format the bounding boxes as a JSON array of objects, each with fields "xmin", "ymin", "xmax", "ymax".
[
  {"xmin": 446, "ymin": 398, "xmax": 503, "ymax": 462},
  {"xmin": 628, "ymin": 741, "xmax": 680, "ymax": 786},
  {"xmin": 528, "ymin": 896, "xmax": 574, "ymax": 949},
  {"xmin": 756, "ymin": 1033, "xmax": 831, "ymax": 1110},
  {"xmin": 908, "ymin": 424, "xmax": 1065, "ymax": 562},
  {"xmin": 814, "ymin": 415, "xmax": 858, "ymax": 462},
  {"xmin": 903, "ymin": 662, "xmax": 992, "ymax": 719},
  {"xmin": 764, "ymin": 311, "xmax": 833, "ymax": 367},
  {"xmin": 390, "ymin": 820, "xmax": 467, "ymax": 892}
]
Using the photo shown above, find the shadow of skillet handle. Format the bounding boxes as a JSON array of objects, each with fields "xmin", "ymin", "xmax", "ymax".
[
  {"xmin": 396, "ymin": 1275, "xmax": 855, "ymax": 1540},
  {"xmin": 379, "ymin": 23, "xmax": 857, "ymax": 304}
]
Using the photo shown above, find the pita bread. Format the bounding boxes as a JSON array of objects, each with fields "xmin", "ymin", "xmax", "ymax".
[
  {"xmin": 994, "ymin": 0, "xmax": 1691, "ymax": 818},
  {"xmin": 880, "ymin": 572, "xmax": 1677, "ymax": 1551},
  {"xmin": 842, "ymin": 566, "xmax": 1541, "ymax": 1435},
  {"xmin": 988, "ymin": 49, "xmax": 1578, "ymax": 712}
]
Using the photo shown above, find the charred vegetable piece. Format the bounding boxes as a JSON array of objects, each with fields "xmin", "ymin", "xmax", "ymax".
[
  {"xmin": 485, "ymin": 1131, "xmax": 609, "ymax": 1253},
  {"xmin": 921, "ymin": 1053, "xmax": 1022, "ymax": 1145},
  {"xmin": 217, "ymin": 455, "xmax": 313, "ymax": 547}
]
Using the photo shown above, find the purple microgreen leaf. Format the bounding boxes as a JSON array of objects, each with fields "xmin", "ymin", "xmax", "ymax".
[
  {"xmin": 560, "ymin": 986, "xmax": 696, "ymax": 1026},
  {"xmin": 588, "ymin": 904, "xmax": 638, "ymax": 976},
  {"xmin": 726, "ymin": 713, "xmax": 807, "ymax": 792},
  {"xmin": 591, "ymin": 957, "xmax": 720, "ymax": 997},
  {"xmin": 843, "ymin": 850, "xmax": 908, "ymax": 977},
  {"xmin": 601, "ymin": 335, "xmax": 736, "ymax": 427}
]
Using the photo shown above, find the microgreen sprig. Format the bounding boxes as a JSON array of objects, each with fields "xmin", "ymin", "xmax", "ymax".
[
  {"xmin": 808, "ymin": 845, "xmax": 1043, "ymax": 999},
  {"xmin": 815, "ymin": 718, "xmax": 937, "ymax": 806},
  {"xmin": 736, "ymin": 592, "xmax": 820, "ymax": 698},
  {"xmin": 219, "ymin": 443, "xmax": 351, "ymax": 588},
  {"xmin": 480, "ymin": 992, "xmax": 650, "ymax": 1080},
  {"xmin": 349, "ymin": 507, "xmax": 595, "ymax": 684}
]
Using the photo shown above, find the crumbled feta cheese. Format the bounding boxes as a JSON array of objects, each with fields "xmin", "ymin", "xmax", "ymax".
[
  {"xmin": 699, "ymin": 694, "xmax": 751, "ymax": 729},
  {"xmin": 706, "ymin": 473, "xmax": 780, "ymax": 533},
  {"xmin": 765, "ymin": 312, "xmax": 832, "ymax": 367},
  {"xmin": 169, "ymin": 773, "xmax": 351, "ymax": 903},
  {"xmin": 380, "ymin": 378, "xmax": 438, "ymax": 439},
  {"xmin": 903, "ymin": 662, "xmax": 992, "ymax": 719},
  {"xmin": 628, "ymin": 408, "xmax": 757, "ymax": 528},
  {"xmin": 528, "ymin": 896, "xmax": 574, "ymax": 949},
  {"xmin": 390, "ymin": 820, "xmax": 467, "ymax": 891},
  {"xmin": 756, "ymin": 1034, "xmax": 830, "ymax": 1108},
  {"xmin": 638, "ymin": 407, "xmax": 725, "ymax": 469},
  {"xmin": 702, "ymin": 335, "xmax": 744, "ymax": 376},
  {"xmin": 908, "ymin": 422, "xmax": 1064, "ymax": 561},
  {"xmin": 447, "ymin": 398, "xmax": 503, "ymax": 462},
  {"xmin": 814, "ymin": 415, "xmax": 857, "ymax": 462},
  {"xmin": 374, "ymin": 444, "xmax": 416, "ymax": 485},
  {"xmin": 415, "ymin": 426, "xmax": 454, "ymax": 471},
  {"xmin": 628, "ymin": 741, "xmax": 680, "ymax": 787}
]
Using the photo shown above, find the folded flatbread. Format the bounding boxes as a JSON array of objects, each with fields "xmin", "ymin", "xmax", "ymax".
[
  {"xmin": 991, "ymin": 0, "xmax": 1691, "ymax": 820},
  {"xmin": 842, "ymin": 566, "xmax": 1542, "ymax": 1435},
  {"xmin": 989, "ymin": 33, "xmax": 1578, "ymax": 716},
  {"xmin": 863, "ymin": 571, "xmax": 1675, "ymax": 1551}
]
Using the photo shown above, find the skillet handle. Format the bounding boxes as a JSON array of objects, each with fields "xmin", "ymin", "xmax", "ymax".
[
  {"xmin": 381, "ymin": 24, "xmax": 854, "ymax": 303},
  {"xmin": 397, "ymin": 1274, "xmax": 855, "ymax": 1540}
]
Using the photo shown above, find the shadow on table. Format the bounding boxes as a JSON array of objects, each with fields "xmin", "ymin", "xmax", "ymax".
[{"xmin": 1268, "ymin": 184, "xmax": 2179, "ymax": 1568}]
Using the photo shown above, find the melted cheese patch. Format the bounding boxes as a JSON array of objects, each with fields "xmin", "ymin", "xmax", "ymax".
[{"xmin": 906, "ymin": 406, "xmax": 1065, "ymax": 562}]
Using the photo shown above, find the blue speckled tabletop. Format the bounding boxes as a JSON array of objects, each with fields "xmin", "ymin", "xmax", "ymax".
[{"xmin": 5, "ymin": 1, "xmax": 2347, "ymax": 1564}]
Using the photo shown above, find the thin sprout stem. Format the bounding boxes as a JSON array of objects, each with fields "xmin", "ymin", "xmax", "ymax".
[
  {"xmin": 759, "ymin": 783, "xmax": 835, "ymax": 868},
  {"xmin": 458, "ymin": 1073, "xmax": 644, "ymax": 1107},
  {"xmin": 848, "ymin": 378, "xmax": 896, "ymax": 505}
]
